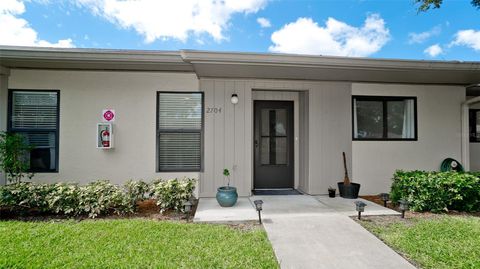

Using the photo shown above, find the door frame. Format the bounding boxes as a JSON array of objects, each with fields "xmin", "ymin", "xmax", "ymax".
[{"xmin": 253, "ymin": 100, "xmax": 295, "ymax": 189}]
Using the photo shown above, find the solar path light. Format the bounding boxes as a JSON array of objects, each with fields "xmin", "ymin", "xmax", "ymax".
[
  {"xmin": 254, "ymin": 200, "xmax": 263, "ymax": 224},
  {"xmin": 379, "ymin": 193, "xmax": 390, "ymax": 207},
  {"xmin": 399, "ymin": 199, "xmax": 409, "ymax": 219},
  {"xmin": 355, "ymin": 201, "xmax": 367, "ymax": 220}
]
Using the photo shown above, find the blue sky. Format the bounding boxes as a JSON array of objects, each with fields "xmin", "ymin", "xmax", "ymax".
[{"xmin": 1, "ymin": 0, "xmax": 479, "ymax": 61}]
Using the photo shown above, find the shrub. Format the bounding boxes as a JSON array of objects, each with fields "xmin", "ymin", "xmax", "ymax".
[
  {"xmin": 0, "ymin": 179, "xmax": 197, "ymax": 218},
  {"xmin": 391, "ymin": 170, "xmax": 480, "ymax": 212},
  {"xmin": 45, "ymin": 183, "xmax": 80, "ymax": 215},
  {"xmin": 150, "ymin": 178, "xmax": 196, "ymax": 213},
  {"xmin": 77, "ymin": 180, "xmax": 133, "ymax": 218},
  {"xmin": 0, "ymin": 183, "xmax": 54, "ymax": 213},
  {"xmin": 124, "ymin": 180, "xmax": 149, "ymax": 205}
]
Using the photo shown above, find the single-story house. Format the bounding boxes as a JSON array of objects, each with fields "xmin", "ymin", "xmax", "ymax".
[{"xmin": 1, "ymin": 46, "xmax": 480, "ymax": 197}]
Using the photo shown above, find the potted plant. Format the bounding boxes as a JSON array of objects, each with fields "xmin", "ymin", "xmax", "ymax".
[
  {"xmin": 216, "ymin": 168, "xmax": 238, "ymax": 207},
  {"xmin": 337, "ymin": 152, "xmax": 361, "ymax": 199},
  {"xmin": 328, "ymin": 186, "xmax": 336, "ymax": 198}
]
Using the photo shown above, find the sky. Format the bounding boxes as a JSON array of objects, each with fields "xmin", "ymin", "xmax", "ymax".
[{"xmin": 0, "ymin": 0, "xmax": 480, "ymax": 61}]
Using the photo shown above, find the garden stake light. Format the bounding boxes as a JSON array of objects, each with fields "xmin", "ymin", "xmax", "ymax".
[
  {"xmin": 399, "ymin": 199, "xmax": 409, "ymax": 219},
  {"xmin": 379, "ymin": 193, "xmax": 389, "ymax": 207},
  {"xmin": 354, "ymin": 201, "xmax": 366, "ymax": 220},
  {"xmin": 254, "ymin": 200, "xmax": 263, "ymax": 224},
  {"xmin": 183, "ymin": 200, "xmax": 193, "ymax": 221}
]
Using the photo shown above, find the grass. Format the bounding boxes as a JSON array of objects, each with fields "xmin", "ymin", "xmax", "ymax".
[
  {"xmin": 361, "ymin": 215, "xmax": 480, "ymax": 269},
  {"xmin": 0, "ymin": 219, "xmax": 278, "ymax": 269}
]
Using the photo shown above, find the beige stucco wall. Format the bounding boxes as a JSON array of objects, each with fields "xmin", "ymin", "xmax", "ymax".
[
  {"xmin": 7, "ymin": 69, "xmax": 465, "ymax": 196},
  {"xmin": 352, "ymin": 83, "xmax": 465, "ymax": 194},
  {"xmin": 8, "ymin": 69, "xmax": 200, "ymax": 185}
]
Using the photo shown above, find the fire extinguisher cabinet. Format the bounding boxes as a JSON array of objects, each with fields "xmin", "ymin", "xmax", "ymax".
[{"xmin": 97, "ymin": 123, "xmax": 113, "ymax": 149}]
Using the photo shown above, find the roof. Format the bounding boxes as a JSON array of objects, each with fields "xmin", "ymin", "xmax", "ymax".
[{"xmin": 1, "ymin": 45, "xmax": 480, "ymax": 85}]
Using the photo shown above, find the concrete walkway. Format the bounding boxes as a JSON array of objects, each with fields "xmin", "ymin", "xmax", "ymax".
[
  {"xmin": 194, "ymin": 195, "xmax": 414, "ymax": 269},
  {"xmin": 250, "ymin": 195, "xmax": 415, "ymax": 269}
]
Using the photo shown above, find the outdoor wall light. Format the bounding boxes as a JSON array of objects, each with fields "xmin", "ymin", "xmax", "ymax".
[
  {"xmin": 399, "ymin": 199, "xmax": 409, "ymax": 219},
  {"xmin": 355, "ymin": 201, "xmax": 367, "ymax": 220},
  {"xmin": 254, "ymin": 200, "xmax": 263, "ymax": 224},
  {"xmin": 379, "ymin": 193, "xmax": 390, "ymax": 207},
  {"xmin": 231, "ymin": 93, "xmax": 239, "ymax": 105}
]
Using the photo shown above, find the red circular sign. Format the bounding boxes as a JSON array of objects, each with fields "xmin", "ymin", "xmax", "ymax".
[{"xmin": 103, "ymin": 110, "xmax": 115, "ymax": 121}]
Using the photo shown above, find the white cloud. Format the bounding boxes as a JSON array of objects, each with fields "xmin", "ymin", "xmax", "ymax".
[
  {"xmin": 424, "ymin": 44, "xmax": 443, "ymax": 57},
  {"xmin": 0, "ymin": 0, "xmax": 75, "ymax": 47},
  {"xmin": 257, "ymin": 17, "xmax": 271, "ymax": 28},
  {"xmin": 451, "ymin": 29, "xmax": 480, "ymax": 51},
  {"xmin": 269, "ymin": 14, "xmax": 390, "ymax": 57},
  {"xmin": 408, "ymin": 26, "xmax": 441, "ymax": 44},
  {"xmin": 74, "ymin": 0, "xmax": 268, "ymax": 43}
]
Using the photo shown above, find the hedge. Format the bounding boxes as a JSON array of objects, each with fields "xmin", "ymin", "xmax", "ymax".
[
  {"xmin": 391, "ymin": 170, "xmax": 480, "ymax": 213},
  {"xmin": 0, "ymin": 178, "xmax": 196, "ymax": 218}
]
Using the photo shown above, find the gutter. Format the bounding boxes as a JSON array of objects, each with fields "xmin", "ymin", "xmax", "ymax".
[{"xmin": 180, "ymin": 50, "xmax": 480, "ymax": 72}]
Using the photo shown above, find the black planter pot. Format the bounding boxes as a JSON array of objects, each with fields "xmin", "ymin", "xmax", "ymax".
[
  {"xmin": 328, "ymin": 189, "xmax": 336, "ymax": 198},
  {"xmin": 337, "ymin": 182, "xmax": 361, "ymax": 199}
]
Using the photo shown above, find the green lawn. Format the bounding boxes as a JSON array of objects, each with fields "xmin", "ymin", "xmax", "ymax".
[
  {"xmin": 0, "ymin": 219, "xmax": 278, "ymax": 269},
  {"xmin": 361, "ymin": 216, "xmax": 480, "ymax": 269}
]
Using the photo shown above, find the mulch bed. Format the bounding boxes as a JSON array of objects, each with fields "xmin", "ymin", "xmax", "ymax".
[
  {"xmin": 0, "ymin": 199, "xmax": 264, "ymax": 231},
  {"xmin": 360, "ymin": 195, "xmax": 397, "ymax": 209},
  {"xmin": 358, "ymin": 195, "xmax": 479, "ymax": 226},
  {"xmin": 0, "ymin": 199, "xmax": 198, "ymax": 222}
]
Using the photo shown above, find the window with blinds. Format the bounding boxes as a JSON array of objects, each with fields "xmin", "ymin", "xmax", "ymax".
[
  {"xmin": 9, "ymin": 90, "xmax": 59, "ymax": 172},
  {"xmin": 157, "ymin": 92, "xmax": 203, "ymax": 171}
]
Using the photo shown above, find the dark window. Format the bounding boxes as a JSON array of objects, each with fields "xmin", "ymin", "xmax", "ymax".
[
  {"xmin": 353, "ymin": 96, "xmax": 417, "ymax": 141},
  {"xmin": 260, "ymin": 108, "xmax": 288, "ymax": 165},
  {"xmin": 157, "ymin": 92, "xmax": 203, "ymax": 171},
  {"xmin": 8, "ymin": 90, "xmax": 60, "ymax": 172},
  {"xmin": 469, "ymin": 109, "xmax": 480, "ymax": 142}
]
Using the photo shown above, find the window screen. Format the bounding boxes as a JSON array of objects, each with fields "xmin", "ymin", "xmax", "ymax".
[
  {"xmin": 157, "ymin": 92, "xmax": 203, "ymax": 171},
  {"xmin": 353, "ymin": 96, "xmax": 417, "ymax": 140},
  {"xmin": 9, "ymin": 90, "xmax": 59, "ymax": 172}
]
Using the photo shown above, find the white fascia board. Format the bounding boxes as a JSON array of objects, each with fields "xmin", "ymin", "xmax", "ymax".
[
  {"xmin": 181, "ymin": 50, "xmax": 480, "ymax": 72},
  {"xmin": 0, "ymin": 46, "xmax": 183, "ymax": 63}
]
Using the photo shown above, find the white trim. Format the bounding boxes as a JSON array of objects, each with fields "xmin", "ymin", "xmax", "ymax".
[{"xmin": 462, "ymin": 96, "xmax": 480, "ymax": 170}]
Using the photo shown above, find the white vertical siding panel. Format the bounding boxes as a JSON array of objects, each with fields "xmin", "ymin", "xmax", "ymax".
[
  {"xmin": 234, "ymin": 81, "xmax": 247, "ymax": 195},
  {"xmin": 307, "ymin": 82, "xmax": 352, "ymax": 194},
  {"xmin": 213, "ymin": 80, "xmax": 226, "ymax": 192},
  {"xmin": 254, "ymin": 80, "xmax": 266, "ymax": 90},
  {"xmin": 244, "ymin": 81, "xmax": 254, "ymax": 194},
  {"xmin": 224, "ymin": 81, "xmax": 235, "ymax": 188},
  {"xmin": 201, "ymin": 79, "xmax": 352, "ymax": 196}
]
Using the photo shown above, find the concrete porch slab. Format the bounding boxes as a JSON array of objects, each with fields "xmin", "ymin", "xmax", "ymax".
[
  {"xmin": 315, "ymin": 196, "xmax": 401, "ymax": 216},
  {"xmin": 192, "ymin": 198, "xmax": 258, "ymax": 223},
  {"xmin": 250, "ymin": 195, "xmax": 337, "ymax": 218},
  {"xmin": 193, "ymin": 195, "xmax": 400, "ymax": 223}
]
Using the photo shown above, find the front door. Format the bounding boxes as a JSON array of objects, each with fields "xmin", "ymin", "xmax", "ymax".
[{"xmin": 254, "ymin": 101, "xmax": 294, "ymax": 189}]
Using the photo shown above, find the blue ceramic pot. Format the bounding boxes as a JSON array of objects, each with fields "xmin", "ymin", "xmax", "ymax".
[{"xmin": 216, "ymin": 186, "xmax": 238, "ymax": 207}]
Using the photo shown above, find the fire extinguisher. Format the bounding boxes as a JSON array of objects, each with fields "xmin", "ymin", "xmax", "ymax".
[{"xmin": 101, "ymin": 129, "xmax": 110, "ymax": 147}]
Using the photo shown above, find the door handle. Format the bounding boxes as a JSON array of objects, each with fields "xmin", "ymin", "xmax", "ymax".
[{"xmin": 254, "ymin": 140, "xmax": 259, "ymax": 148}]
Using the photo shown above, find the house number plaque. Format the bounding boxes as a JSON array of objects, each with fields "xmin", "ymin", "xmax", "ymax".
[{"xmin": 206, "ymin": 107, "xmax": 222, "ymax": 113}]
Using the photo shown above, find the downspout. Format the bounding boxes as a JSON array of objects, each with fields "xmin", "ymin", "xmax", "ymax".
[{"xmin": 461, "ymin": 94, "xmax": 480, "ymax": 171}]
